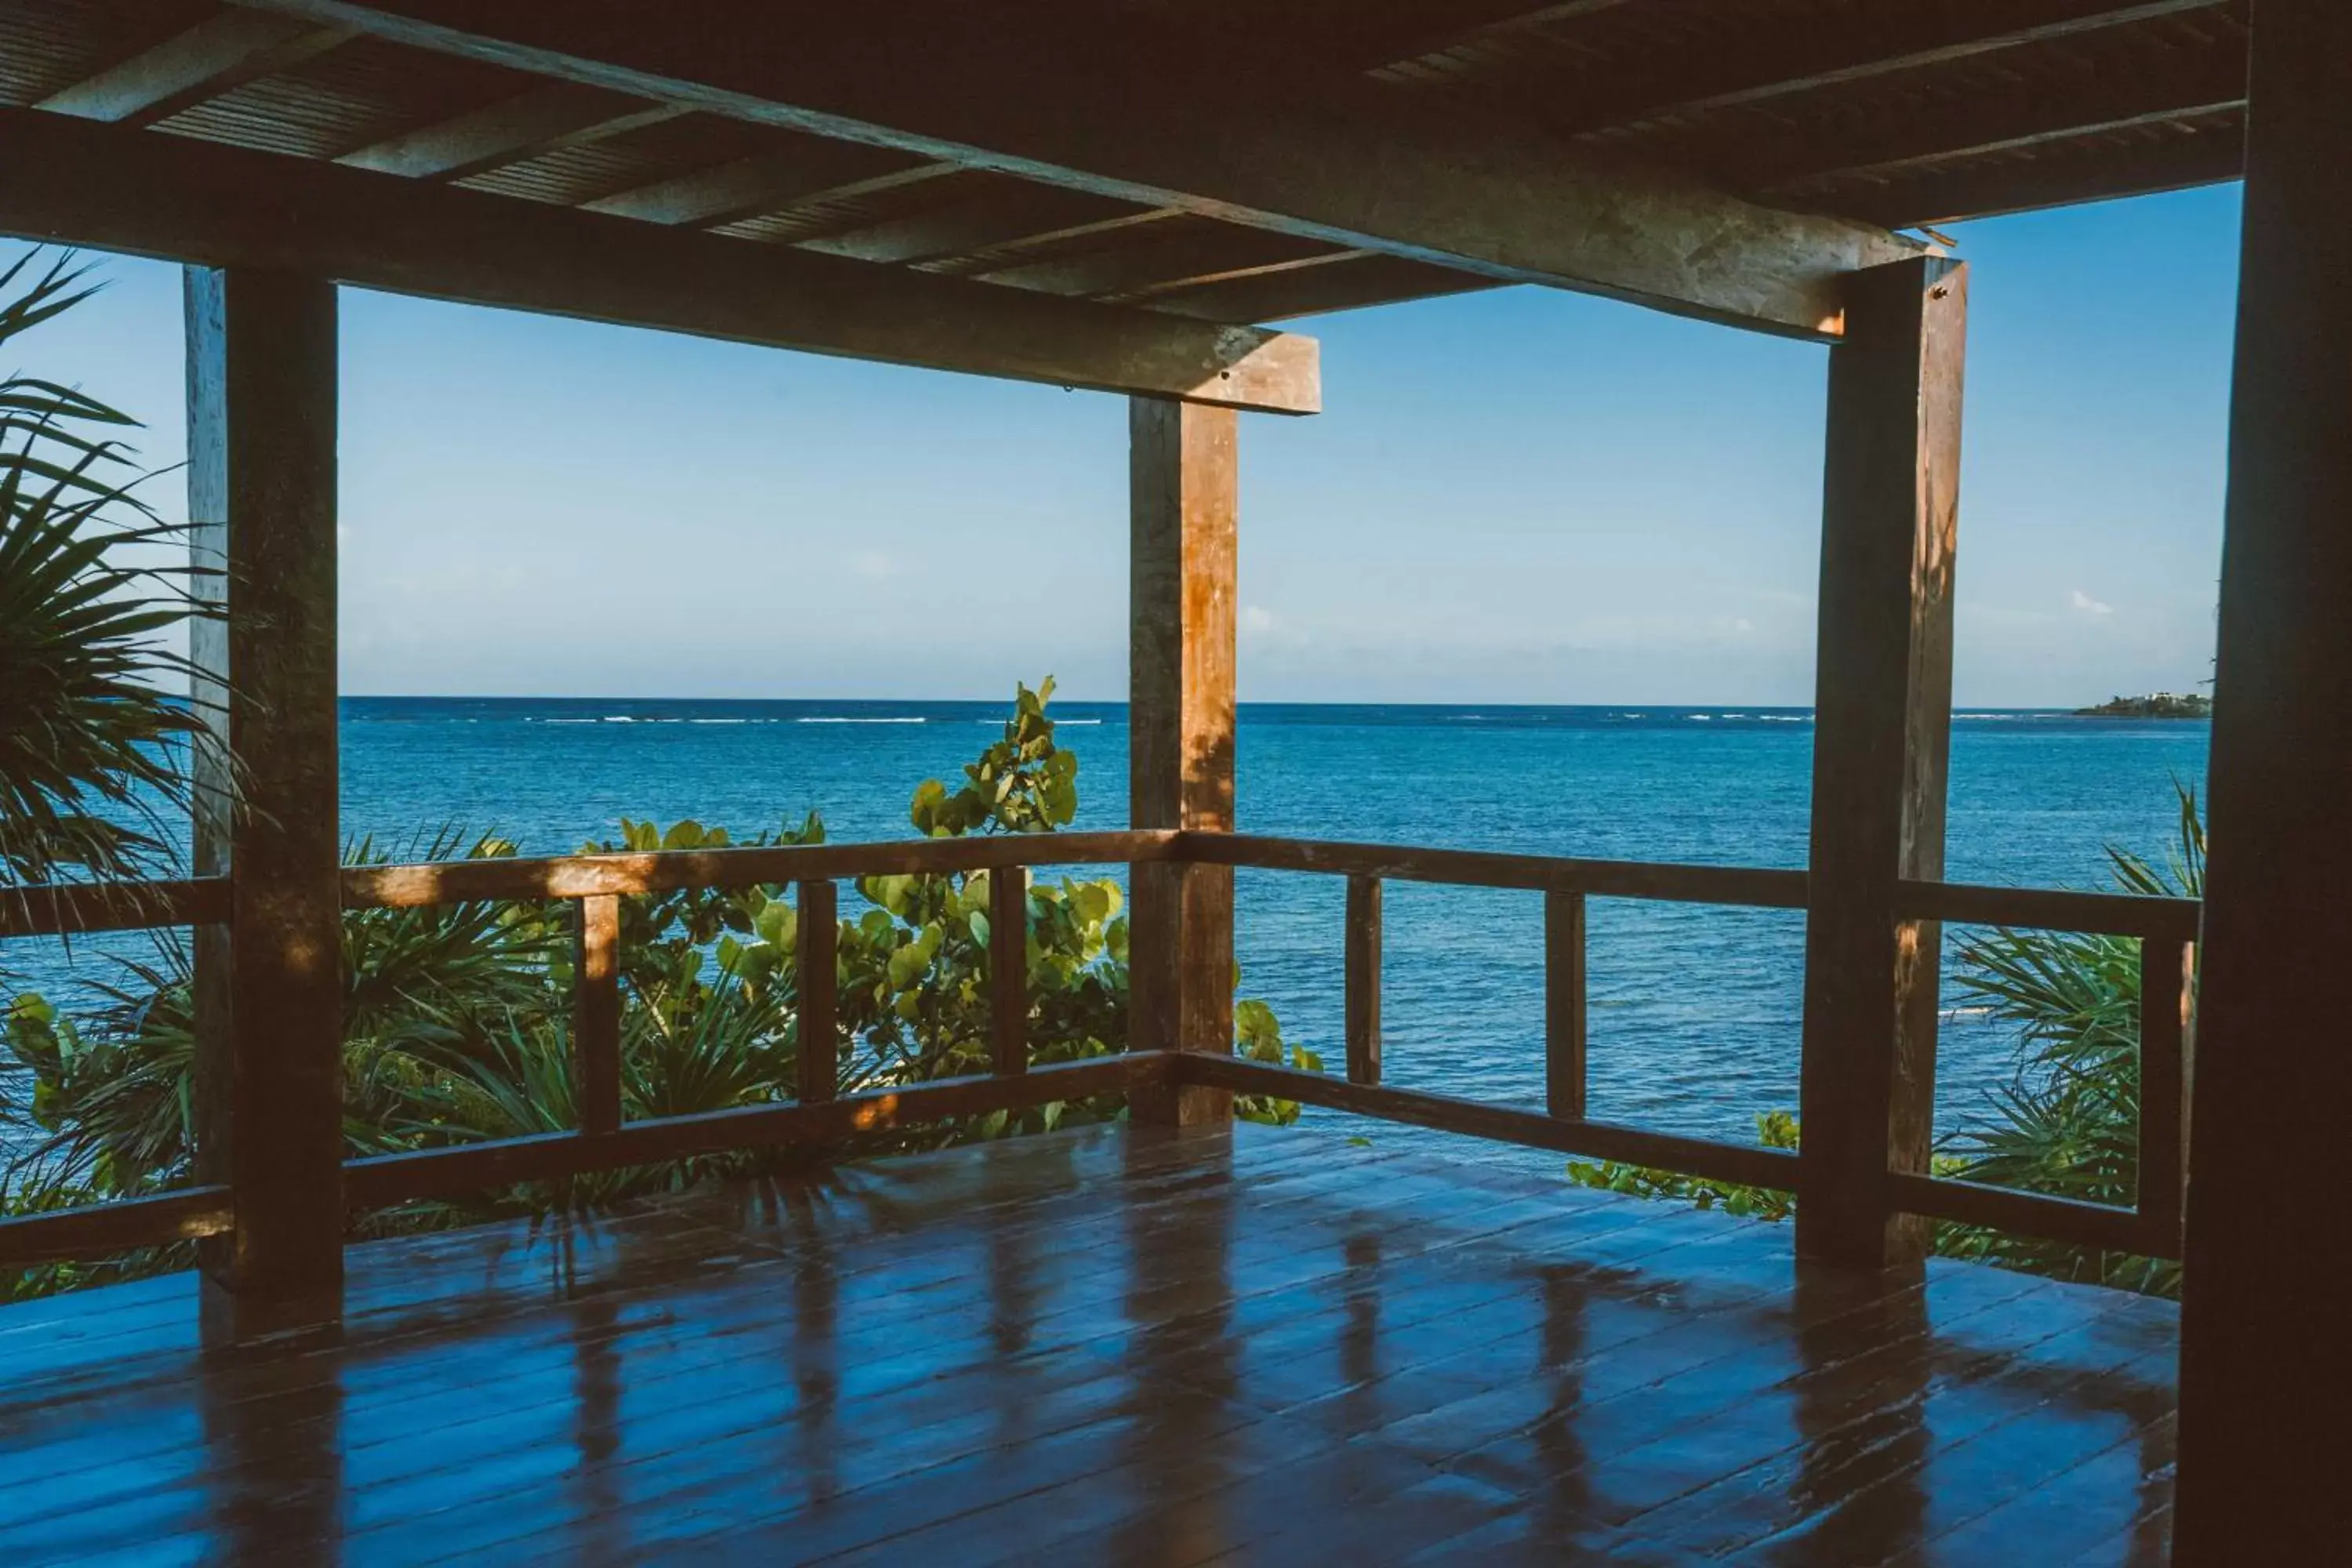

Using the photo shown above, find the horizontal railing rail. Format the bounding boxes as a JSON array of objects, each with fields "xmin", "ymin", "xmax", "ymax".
[{"xmin": 0, "ymin": 830, "xmax": 2198, "ymax": 1270}]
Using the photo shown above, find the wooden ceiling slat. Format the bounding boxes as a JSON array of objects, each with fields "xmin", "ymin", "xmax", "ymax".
[
  {"xmin": 34, "ymin": 9, "xmax": 348, "ymax": 125},
  {"xmin": 336, "ymin": 82, "xmax": 682, "ymax": 180},
  {"xmin": 1846, "ymin": 118, "xmax": 2246, "ymax": 227},
  {"xmin": 219, "ymin": 0, "xmax": 1927, "ymax": 338},
  {"xmin": 797, "ymin": 183, "xmax": 1149, "ymax": 267},
  {"xmin": 1533, "ymin": 0, "xmax": 2234, "ymax": 137},
  {"xmin": 584, "ymin": 142, "xmax": 947, "ymax": 228},
  {"xmin": 0, "ymin": 107, "xmax": 1320, "ymax": 412},
  {"xmin": 1747, "ymin": 45, "xmax": 2249, "ymax": 198},
  {"xmin": 978, "ymin": 225, "xmax": 1341, "ymax": 302},
  {"xmin": 1151, "ymin": 255, "xmax": 1504, "ymax": 324}
]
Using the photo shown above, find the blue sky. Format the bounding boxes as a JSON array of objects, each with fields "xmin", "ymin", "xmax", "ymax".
[{"xmin": 5, "ymin": 181, "xmax": 2241, "ymax": 706}]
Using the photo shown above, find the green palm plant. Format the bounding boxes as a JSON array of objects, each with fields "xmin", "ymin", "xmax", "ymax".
[
  {"xmin": 0, "ymin": 250, "xmax": 206, "ymax": 896},
  {"xmin": 1936, "ymin": 782, "xmax": 2203, "ymax": 1295}
]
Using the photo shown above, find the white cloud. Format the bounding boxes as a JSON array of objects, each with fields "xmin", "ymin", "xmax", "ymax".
[
  {"xmin": 1239, "ymin": 604, "xmax": 1308, "ymax": 648},
  {"xmin": 2070, "ymin": 589, "xmax": 2115, "ymax": 617},
  {"xmin": 847, "ymin": 550, "xmax": 899, "ymax": 581}
]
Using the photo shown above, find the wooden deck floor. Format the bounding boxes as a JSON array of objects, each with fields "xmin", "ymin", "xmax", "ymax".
[{"xmin": 0, "ymin": 1123, "xmax": 2176, "ymax": 1566}]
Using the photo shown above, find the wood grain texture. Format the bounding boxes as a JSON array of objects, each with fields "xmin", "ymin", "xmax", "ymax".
[
  {"xmin": 343, "ymin": 1054, "xmax": 1171, "ymax": 1207},
  {"xmin": 1797, "ymin": 256, "xmax": 1968, "ymax": 1269},
  {"xmin": 0, "ymin": 1186, "xmax": 234, "ymax": 1267},
  {"xmin": 1345, "ymin": 876, "xmax": 1382, "ymax": 1087},
  {"xmin": 341, "ymin": 828, "xmax": 1176, "ymax": 908},
  {"xmin": 572, "ymin": 893, "xmax": 622, "ymax": 1136},
  {"xmin": 0, "ymin": 877, "xmax": 230, "ymax": 938},
  {"xmin": 1894, "ymin": 877, "xmax": 2200, "ymax": 942},
  {"xmin": 2179, "ymin": 4, "xmax": 2352, "ymax": 1548},
  {"xmin": 795, "ymin": 880, "xmax": 838, "ymax": 1106},
  {"xmin": 1185, "ymin": 833, "xmax": 1809, "ymax": 908},
  {"xmin": 335, "ymin": 82, "xmax": 684, "ymax": 181},
  {"xmin": 990, "ymin": 867, "xmax": 1028, "ymax": 1078},
  {"xmin": 1884, "ymin": 1171, "xmax": 2153, "ymax": 1257},
  {"xmin": 222, "ymin": 0, "xmax": 1927, "ymax": 336},
  {"xmin": 2133, "ymin": 937, "xmax": 2190, "ymax": 1258},
  {"xmin": 1128, "ymin": 398, "xmax": 1237, "ymax": 1126},
  {"xmin": 183, "ymin": 265, "xmax": 345, "ymax": 1335},
  {"xmin": 1180, "ymin": 1055, "xmax": 1802, "ymax": 1193},
  {"xmin": 0, "ymin": 1122, "xmax": 2179, "ymax": 1566},
  {"xmin": 1546, "ymin": 890, "xmax": 1588, "ymax": 1120},
  {"xmin": 34, "ymin": 11, "xmax": 346, "ymax": 126},
  {"xmin": 0, "ymin": 111, "xmax": 1319, "ymax": 414}
]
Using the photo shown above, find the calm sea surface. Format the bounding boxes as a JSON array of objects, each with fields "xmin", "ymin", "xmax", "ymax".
[
  {"xmin": 4, "ymin": 699, "xmax": 2209, "ymax": 1167},
  {"xmin": 323, "ymin": 697, "xmax": 2208, "ymax": 1157}
]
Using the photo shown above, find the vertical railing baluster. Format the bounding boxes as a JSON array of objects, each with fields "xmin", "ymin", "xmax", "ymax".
[
  {"xmin": 1545, "ymin": 890, "xmax": 1588, "ymax": 1120},
  {"xmin": 574, "ymin": 892, "xmax": 622, "ymax": 1136},
  {"xmin": 991, "ymin": 866, "xmax": 1029, "ymax": 1077},
  {"xmin": 2137, "ymin": 934, "xmax": 2191, "ymax": 1251},
  {"xmin": 1345, "ymin": 876, "xmax": 1382, "ymax": 1086},
  {"xmin": 797, "ymin": 880, "xmax": 838, "ymax": 1105}
]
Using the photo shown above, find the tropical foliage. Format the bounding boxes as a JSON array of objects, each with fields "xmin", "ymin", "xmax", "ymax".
[
  {"xmin": 2, "ymin": 681, "xmax": 1315, "ymax": 1297},
  {"xmin": 1569, "ymin": 786, "xmax": 2203, "ymax": 1297},
  {"xmin": 0, "ymin": 250, "xmax": 203, "ymax": 893}
]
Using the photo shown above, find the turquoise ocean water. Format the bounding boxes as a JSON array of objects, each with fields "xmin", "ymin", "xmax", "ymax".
[{"xmin": 313, "ymin": 697, "xmax": 2208, "ymax": 1152}]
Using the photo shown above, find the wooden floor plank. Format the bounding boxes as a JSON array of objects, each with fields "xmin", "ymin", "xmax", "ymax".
[{"xmin": 0, "ymin": 1122, "xmax": 2178, "ymax": 1566}]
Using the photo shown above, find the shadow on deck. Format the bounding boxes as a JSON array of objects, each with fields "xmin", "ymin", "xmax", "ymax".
[{"xmin": 0, "ymin": 1123, "xmax": 2176, "ymax": 1566}]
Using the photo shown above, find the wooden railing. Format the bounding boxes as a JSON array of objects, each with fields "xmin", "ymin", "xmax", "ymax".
[{"xmin": 0, "ymin": 830, "xmax": 2198, "ymax": 1269}]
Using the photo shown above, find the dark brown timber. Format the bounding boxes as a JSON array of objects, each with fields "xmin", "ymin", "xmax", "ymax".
[
  {"xmin": 1546, "ymin": 890, "xmax": 1589, "ymax": 1120},
  {"xmin": 1883, "ymin": 1171, "xmax": 2153, "ymax": 1257},
  {"xmin": 1187, "ymin": 833, "xmax": 1808, "ymax": 909},
  {"xmin": 2135, "ymin": 937, "xmax": 2190, "ymax": 1258},
  {"xmin": 1127, "ymin": 398, "xmax": 1238, "ymax": 1126},
  {"xmin": 183, "ymin": 265, "xmax": 345, "ymax": 1337},
  {"xmin": 989, "ymin": 866, "xmax": 1029, "ymax": 1078},
  {"xmin": 1344, "ymin": 876, "xmax": 1382, "ymax": 1087},
  {"xmin": 1181, "ymin": 1056, "xmax": 1801, "ymax": 1193},
  {"xmin": 0, "ymin": 1185, "xmax": 236, "ymax": 1267},
  {"xmin": 223, "ymin": 0, "xmax": 1926, "ymax": 336},
  {"xmin": 0, "ymin": 877, "xmax": 231, "ymax": 938},
  {"xmin": 341, "ymin": 829, "xmax": 1175, "ymax": 908},
  {"xmin": 0, "ymin": 111, "xmax": 1319, "ymax": 415},
  {"xmin": 34, "ymin": 12, "xmax": 347, "ymax": 126},
  {"xmin": 795, "ymin": 880, "xmax": 839, "ymax": 1106},
  {"xmin": 344, "ymin": 1055, "xmax": 1167, "ymax": 1207},
  {"xmin": 573, "ymin": 893, "xmax": 622, "ymax": 1136},
  {"xmin": 1797, "ymin": 256, "xmax": 1968, "ymax": 1269},
  {"xmin": 2179, "ymin": 2, "xmax": 2352, "ymax": 1552}
]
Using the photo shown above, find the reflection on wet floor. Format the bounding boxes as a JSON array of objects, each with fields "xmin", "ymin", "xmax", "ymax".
[{"xmin": 0, "ymin": 1121, "xmax": 2176, "ymax": 1565}]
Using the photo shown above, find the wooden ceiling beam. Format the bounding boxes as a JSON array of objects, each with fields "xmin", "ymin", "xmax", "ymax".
[
  {"xmin": 223, "ymin": 0, "xmax": 1929, "ymax": 339},
  {"xmin": 583, "ymin": 144, "xmax": 953, "ymax": 227},
  {"xmin": 1748, "ymin": 52, "xmax": 2249, "ymax": 197},
  {"xmin": 794, "ymin": 183, "xmax": 1148, "ymax": 266},
  {"xmin": 979, "ymin": 228, "xmax": 1348, "ymax": 302},
  {"xmin": 0, "ymin": 110, "xmax": 1318, "ymax": 415},
  {"xmin": 1538, "ymin": 0, "xmax": 2233, "ymax": 136},
  {"xmin": 1844, "ymin": 123, "xmax": 2246, "ymax": 229},
  {"xmin": 34, "ymin": 10, "xmax": 350, "ymax": 126},
  {"xmin": 1149, "ymin": 256, "xmax": 1504, "ymax": 325},
  {"xmin": 336, "ymin": 82, "xmax": 684, "ymax": 180}
]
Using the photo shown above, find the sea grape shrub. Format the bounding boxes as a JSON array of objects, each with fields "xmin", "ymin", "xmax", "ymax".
[{"xmin": 1, "ymin": 681, "xmax": 1312, "ymax": 1293}]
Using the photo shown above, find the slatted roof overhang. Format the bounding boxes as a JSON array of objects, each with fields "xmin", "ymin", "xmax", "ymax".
[{"xmin": 0, "ymin": 1, "xmax": 2250, "ymax": 407}]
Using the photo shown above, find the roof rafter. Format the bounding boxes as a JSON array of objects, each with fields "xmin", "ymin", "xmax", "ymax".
[
  {"xmin": 223, "ymin": 0, "xmax": 1929, "ymax": 339},
  {"xmin": 35, "ymin": 9, "xmax": 350, "ymax": 126},
  {"xmin": 335, "ymin": 82, "xmax": 686, "ymax": 180},
  {"xmin": 0, "ymin": 109, "xmax": 1319, "ymax": 415},
  {"xmin": 1541, "ymin": 0, "xmax": 2234, "ymax": 136}
]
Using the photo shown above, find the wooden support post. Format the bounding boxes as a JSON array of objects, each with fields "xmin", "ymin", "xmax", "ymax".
[
  {"xmin": 1344, "ymin": 877, "xmax": 1381, "ymax": 1087},
  {"xmin": 1795, "ymin": 254, "xmax": 1967, "ymax": 1268},
  {"xmin": 184, "ymin": 266, "xmax": 344, "ymax": 1337},
  {"xmin": 2178, "ymin": 3, "xmax": 2352, "ymax": 1552},
  {"xmin": 1545, "ymin": 891, "xmax": 1588, "ymax": 1120},
  {"xmin": 1127, "ymin": 396, "xmax": 1238, "ymax": 1126},
  {"xmin": 990, "ymin": 866, "xmax": 1029, "ymax": 1077},
  {"xmin": 2133, "ymin": 936, "xmax": 2189, "ymax": 1254},
  {"xmin": 573, "ymin": 894, "xmax": 622, "ymax": 1135},
  {"xmin": 796, "ymin": 880, "xmax": 838, "ymax": 1105}
]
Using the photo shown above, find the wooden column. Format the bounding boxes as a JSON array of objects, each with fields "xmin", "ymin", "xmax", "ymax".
[
  {"xmin": 1127, "ymin": 396, "xmax": 1237, "ymax": 1125},
  {"xmin": 1795, "ymin": 255, "xmax": 1967, "ymax": 1268},
  {"xmin": 2176, "ymin": 2, "xmax": 2352, "ymax": 1554},
  {"xmin": 185, "ymin": 266, "xmax": 344, "ymax": 1335}
]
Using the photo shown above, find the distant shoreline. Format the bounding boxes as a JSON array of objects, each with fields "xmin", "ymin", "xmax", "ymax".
[{"xmin": 2073, "ymin": 693, "xmax": 2212, "ymax": 720}]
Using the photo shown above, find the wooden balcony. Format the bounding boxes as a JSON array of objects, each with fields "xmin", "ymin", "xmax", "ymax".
[{"xmin": 0, "ymin": 1120, "xmax": 2177, "ymax": 1566}]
